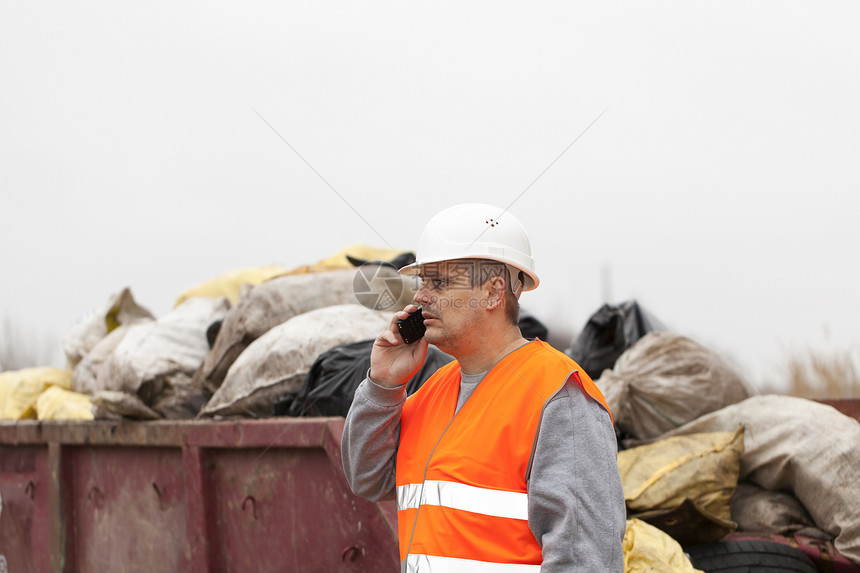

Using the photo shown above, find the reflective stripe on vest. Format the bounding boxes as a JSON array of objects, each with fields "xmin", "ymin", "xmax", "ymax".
[
  {"xmin": 396, "ymin": 480, "xmax": 528, "ymax": 520},
  {"xmin": 405, "ymin": 554, "xmax": 541, "ymax": 573}
]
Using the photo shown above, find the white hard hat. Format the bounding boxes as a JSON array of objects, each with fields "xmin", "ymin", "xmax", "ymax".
[{"xmin": 399, "ymin": 203, "xmax": 539, "ymax": 292}]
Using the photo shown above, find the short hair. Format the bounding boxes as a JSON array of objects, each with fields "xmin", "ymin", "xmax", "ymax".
[{"xmin": 460, "ymin": 259, "xmax": 521, "ymax": 326}]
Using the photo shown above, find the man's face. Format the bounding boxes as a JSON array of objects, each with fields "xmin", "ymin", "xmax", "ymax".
[{"xmin": 414, "ymin": 261, "xmax": 486, "ymax": 352}]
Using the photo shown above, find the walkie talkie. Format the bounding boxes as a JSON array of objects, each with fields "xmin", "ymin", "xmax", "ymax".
[{"xmin": 396, "ymin": 306, "xmax": 426, "ymax": 344}]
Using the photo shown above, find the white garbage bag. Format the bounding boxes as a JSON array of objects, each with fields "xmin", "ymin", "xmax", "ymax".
[{"xmin": 201, "ymin": 304, "xmax": 392, "ymax": 417}]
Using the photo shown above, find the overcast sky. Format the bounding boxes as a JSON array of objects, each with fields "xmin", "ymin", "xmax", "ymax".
[{"xmin": 2, "ymin": 1, "xmax": 858, "ymax": 391}]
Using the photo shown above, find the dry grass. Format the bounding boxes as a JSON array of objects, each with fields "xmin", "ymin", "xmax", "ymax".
[{"xmin": 764, "ymin": 347, "xmax": 860, "ymax": 399}]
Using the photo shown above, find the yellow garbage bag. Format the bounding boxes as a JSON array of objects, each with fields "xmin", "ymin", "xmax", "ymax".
[
  {"xmin": 293, "ymin": 244, "xmax": 410, "ymax": 272},
  {"xmin": 173, "ymin": 245, "xmax": 411, "ymax": 308},
  {"xmin": 35, "ymin": 386, "xmax": 94, "ymax": 421},
  {"xmin": 173, "ymin": 264, "xmax": 289, "ymax": 308},
  {"xmin": 618, "ymin": 429, "xmax": 744, "ymax": 525},
  {"xmin": 623, "ymin": 518, "xmax": 704, "ymax": 573},
  {"xmin": 0, "ymin": 367, "xmax": 72, "ymax": 420}
]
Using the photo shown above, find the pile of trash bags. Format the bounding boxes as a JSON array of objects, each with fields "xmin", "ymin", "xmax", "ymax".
[
  {"xmin": 2, "ymin": 247, "xmax": 858, "ymax": 572},
  {"xmin": 570, "ymin": 303, "xmax": 860, "ymax": 571},
  {"xmin": 14, "ymin": 245, "xmax": 419, "ymax": 420},
  {"xmin": 0, "ymin": 243, "xmax": 551, "ymax": 423}
]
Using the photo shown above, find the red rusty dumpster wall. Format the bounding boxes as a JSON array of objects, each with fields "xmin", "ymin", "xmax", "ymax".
[
  {"xmin": 818, "ymin": 399, "xmax": 860, "ymax": 422},
  {"xmin": 0, "ymin": 418, "xmax": 399, "ymax": 573}
]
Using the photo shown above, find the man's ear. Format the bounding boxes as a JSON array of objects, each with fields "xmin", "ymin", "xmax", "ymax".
[{"xmin": 485, "ymin": 276, "xmax": 506, "ymax": 310}]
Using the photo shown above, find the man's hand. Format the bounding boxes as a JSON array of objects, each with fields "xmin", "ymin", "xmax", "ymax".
[{"xmin": 369, "ymin": 304, "xmax": 429, "ymax": 387}]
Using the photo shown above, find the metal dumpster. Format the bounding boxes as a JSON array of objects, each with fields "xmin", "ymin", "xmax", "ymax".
[{"xmin": 0, "ymin": 418, "xmax": 399, "ymax": 573}]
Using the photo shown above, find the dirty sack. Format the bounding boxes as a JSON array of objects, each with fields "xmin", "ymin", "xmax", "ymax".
[
  {"xmin": 193, "ymin": 268, "xmax": 414, "ymax": 394},
  {"xmin": 651, "ymin": 395, "xmax": 860, "ymax": 565},
  {"xmin": 201, "ymin": 304, "xmax": 393, "ymax": 418},
  {"xmin": 280, "ymin": 339, "xmax": 454, "ymax": 417},
  {"xmin": 618, "ymin": 429, "xmax": 744, "ymax": 546},
  {"xmin": 597, "ymin": 332, "xmax": 750, "ymax": 441},
  {"xmin": 0, "ymin": 367, "xmax": 72, "ymax": 420},
  {"xmin": 62, "ymin": 287, "xmax": 154, "ymax": 370},
  {"xmin": 92, "ymin": 374, "xmax": 209, "ymax": 421},
  {"xmin": 567, "ymin": 300, "xmax": 665, "ymax": 380},
  {"xmin": 623, "ymin": 518, "xmax": 704, "ymax": 573},
  {"xmin": 73, "ymin": 321, "xmax": 207, "ymax": 419},
  {"xmin": 71, "ymin": 321, "xmax": 150, "ymax": 395},
  {"xmin": 92, "ymin": 390, "xmax": 161, "ymax": 420},
  {"xmin": 730, "ymin": 482, "xmax": 830, "ymax": 540},
  {"xmin": 35, "ymin": 386, "xmax": 94, "ymax": 421},
  {"xmin": 96, "ymin": 297, "xmax": 230, "ymax": 407},
  {"xmin": 148, "ymin": 372, "xmax": 209, "ymax": 419}
]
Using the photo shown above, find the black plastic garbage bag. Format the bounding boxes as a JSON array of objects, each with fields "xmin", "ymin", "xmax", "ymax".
[
  {"xmin": 346, "ymin": 252, "xmax": 416, "ymax": 270},
  {"xmin": 567, "ymin": 300, "xmax": 665, "ymax": 380},
  {"xmin": 518, "ymin": 309, "xmax": 549, "ymax": 341},
  {"xmin": 278, "ymin": 339, "xmax": 455, "ymax": 417}
]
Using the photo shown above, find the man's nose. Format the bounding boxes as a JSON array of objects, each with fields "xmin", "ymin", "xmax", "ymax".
[
  {"xmin": 413, "ymin": 281, "xmax": 435, "ymax": 306},
  {"xmin": 413, "ymin": 286, "xmax": 430, "ymax": 305}
]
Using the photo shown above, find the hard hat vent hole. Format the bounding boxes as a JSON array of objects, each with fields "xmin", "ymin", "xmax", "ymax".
[{"xmin": 486, "ymin": 219, "xmax": 499, "ymax": 228}]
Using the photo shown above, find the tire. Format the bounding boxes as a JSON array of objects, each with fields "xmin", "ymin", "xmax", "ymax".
[{"xmin": 686, "ymin": 539, "xmax": 818, "ymax": 573}]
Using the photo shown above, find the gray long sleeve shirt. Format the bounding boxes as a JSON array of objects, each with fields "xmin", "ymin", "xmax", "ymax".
[{"xmin": 341, "ymin": 362, "xmax": 626, "ymax": 572}]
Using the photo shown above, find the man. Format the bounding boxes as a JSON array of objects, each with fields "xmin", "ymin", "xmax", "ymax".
[{"xmin": 342, "ymin": 203, "xmax": 625, "ymax": 572}]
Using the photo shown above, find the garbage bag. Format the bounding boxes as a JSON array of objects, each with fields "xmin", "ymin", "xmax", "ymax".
[
  {"xmin": 730, "ymin": 482, "xmax": 829, "ymax": 540},
  {"xmin": 148, "ymin": 372, "xmax": 209, "ymax": 419},
  {"xmin": 193, "ymin": 267, "xmax": 417, "ymax": 394},
  {"xmin": 280, "ymin": 339, "xmax": 454, "ymax": 417},
  {"xmin": 173, "ymin": 245, "xmax": 414, "ymax": 310},
  {"xmin": 0, "ymin": 367, "xmax": 72, "ymax": 420},
  {"xmin": 294, "ymin": 244, "xmax": 414, "ymax": 275},
  {"xmin": 652, "ymin": 395, "xmax": 860, "ymax": 565},
  {"xmin": 567, "ymin": 300, "xmax": 665, "ymax": 380},
  {"xmin": 632, "ymin": 498, "xmax": 737, "ymax": 548},
  {"xmin": 35, "ymin": 386, "xmax": 94, "ymax": 421},
  {"xmin": 345, "ymin": 250, "xmax": 416, "ymax": 270},
  {"xmin": 618, "ymin": 429, "xmax": 744, "ymax": 541},
  {"xmin": 173, "ymin": 264, "xmax": 290, "ymax": 308},
  {"xmin": 597, "ymin": 332, "xmax": 750, "ymax": 441},
  {"xmin": 62, "ymin": 287, "xmax": 154, "ymax": 370},
  {"xmin": 92, "ymin": 390, "xmax": 161, "ymax": 420},
  {"xmin": 623, "ymin": 518, "xmax": 704, "ymax": 573},
  {"xmin": 97, "ymin": 297, "xmax": 230, "ymax": 398},
  {"xmin": 518, "ymin": 309, "xmax": 549, "ymax": 341},
  {"xmin": 201, "ymin": 304, "xmax": 393, "ymax": 418},
  {"xmin": 71, "ymin": 322, "xmax": 147, "ymax": 395}
]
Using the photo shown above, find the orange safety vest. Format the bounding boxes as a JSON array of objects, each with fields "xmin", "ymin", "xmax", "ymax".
[{"xmin": 396, "ymin": 340, "xmax": 612, "ymax": 572}]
